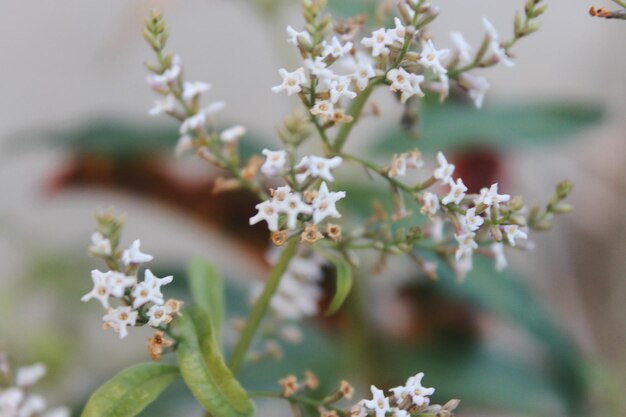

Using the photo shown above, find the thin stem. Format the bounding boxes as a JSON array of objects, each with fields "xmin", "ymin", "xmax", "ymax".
[
  {"xmin": 248, "ymin": 391, "xmax": 346, "ymax": 415},
  {"xmin": 228, "ymin": 238, "xmax": 300, "ymax": 374}
]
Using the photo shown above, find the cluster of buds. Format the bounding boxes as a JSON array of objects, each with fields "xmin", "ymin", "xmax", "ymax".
[
  {"xmin": 82, "ymin": 211, "xmax": 182, "ymax": 359},
  {"xmin": 0, "ymin": 357, "xmax": 69, "ymax": 417},
  {"xmin": 278, "ymin": 371, "xmax": 355, "ymax": 415},
  {"xmin": 350, "ymin": 373, "xmax": 459, "ymax": 417}
]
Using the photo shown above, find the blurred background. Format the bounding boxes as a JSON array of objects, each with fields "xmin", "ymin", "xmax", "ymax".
[{"xmin": 0, "ymin": 0, "xmax": 625, "ymax": 416}]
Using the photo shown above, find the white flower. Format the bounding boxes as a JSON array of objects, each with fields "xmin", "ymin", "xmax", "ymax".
[
  {"xmin": 394, "ymin": 410, "xmax": 409, "ymax": 417},
  {"xmin": 426, "ymin": 73, "xmax": 450, "ymax": 102},
  {"xmin": 89, "ymin": 232, "xmax": 111, "ymax": 256},
  {"xmin": 278, "ymin": 192, "xmax": 313, "ymax": 230},
  {"xmin": 323, "ymin": 36, "xmax": 353, "ymax": 58},
  {"xmin": 16, "ymin": 363, "xmax": 46, "ymax": 388},
  {"xmin": 175, "ymin": 135, "xmax": 194, "ymax": 157},
  {"xmin": 491, "ymin": 242, "xmax": 508, "ymax": 271},
  {"xmin": 145, "ymin": 58, "xmax": 181, "ymax": 92},
  {"xmin": 220, "ymin": 125, "xmax": 246, "ymax": 143},
  {"xmin": 304, "ymin": 57, "xmax": 335, "ymax": 80},
  {"xmin": 102, "ymin": 306, "xmax": 138, "ymax": 339},
  {"xmin": 271, "ymin": 68, "xmax": 307, "ymax": 96},
  {"xmin": 455, "ymin": 251, "xmax": 473, "ymax": 280},
  {"xmin": 450, "ymin": 32, "xmax": 472, "ymax": 64},
  {"xmin": 311, "ymin": 182, "xmax": 346, "ymax": 224},
  {"xmin": 420, "ymin": 192, "xmax": 440, "ymax": 216},
  {"xmin": 295, "ymin": 155, "xmax": 342, "ymax": 183},
  {"xmin": 441, "ymin": 178, "xmax": 468, "ymax": 205},
  {"xmin": 391, "ymin": 372, "xmax": 435, "ymax": 407},
  {"xmin": 482, "ymin": 17, "xmax": 514, "ymax": 67},
  {"xmin": 387, "ymin": 17, "xmax": 407, "ymax": 44},
  {"xmin": 419, "ymin": 39, "xmax": 450, "ymax": 74},
  {"xmin": 362, "ymin": 385, "xmax": 391, "ymax": 417},
  {"xmin": 310, "ymin": 100, "xmax": 335, "ymax": 121},
  {"xmin": 106, "ymin": 271, "xmax": 137, "ymax": 298},
  {"xmin": 459, "ymin": 72, "xmax": 490, "ymax": 108},
  {"xmin": 433, "ymin": 152, "xmax": 455, "ymax": 182},
  {"xmin": 81, "ymin": 270, "xmax": 113, "ymax": 308},
  {"xmin": 455, "ymin": 230, "xmax": 478, "ymax": 261},
  {"xmin": 406, "ymin": 150, "xmax": 424, "ymax": 168},
  {"xmin": 0, "ymin": 388, "xmax": 23, "ymax": 413},
  {"xmin": 18, "ymin": 394, "xmax": 46, "ymax": 417},
  {"xmin": 460, "ymin": 207, "xmax": 484, "ymax": 232},
  {"xmin": 386, "ymin": 68, "xmax": 424, "ymax": 103},
  {"xmin": 179, "ymin": 113, "xmax": 206, "ymax": 134},
  {"xmin": 329, "ymin": 77, "xmax": 357, "ymax": 103},
  {"xmin": 147, "ymin": 305, "xmax": 172, "ymax": 327},
  {"xmin": 361, "ymin": 28, "xmax": 391, "ymax": 57},
  {"xmin": 286, "ymin": 26, "xmax": 312, "ymax": 47},
  {"xmin": 389, "ymin": 154, "xmax": 407, "ymax": 178},
  {"xmin": 503, "ymin": 224, "xmax": 528, "ymax": 247},
  {"xmin": 249, "ymin": 200, "xmax": 280, "ymax": 231},
  {"xmin": 260, "ymin": 149, "xmax": 287, "ymax": 177},
  {"xmin": 182, "ymin": 81, "xmax": 211, "ymax": 101},
  {"xmin": 131, "ymin": 269, "xmax": 173, "ymax": 309},
  {"xmin": 148, "ymin": 94, "xmax": 176, "ymax": 116},
  {"xmin": 353, "ymin": 58, "xmax": 376, "ymax": 91},
  {"xmin": 122, "ymin": 240, "xmax": 154, "ymax": 266},
  {"xmin": 474, "ymin": 183, "xmax": 510, "ymax": 207}
]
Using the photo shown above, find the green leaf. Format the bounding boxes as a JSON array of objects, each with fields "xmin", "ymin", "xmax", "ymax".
[
  {"xmin": 370, "ymin": 101, "xmax": 604, "ymax": 156},
  {"xmin": 81, "ymin": 363, "xmax": 179, "ymax": 417},
  {"xmin": 177, "ymin": 306, "xmax": 255, "ymax": 417},
  {"xmin": 326, "ymin": 258, "xmax": 354, "ymax": 315},
  {"xmin": 187, "ymin": 259, "xmax": 224, "ymax": 339}
]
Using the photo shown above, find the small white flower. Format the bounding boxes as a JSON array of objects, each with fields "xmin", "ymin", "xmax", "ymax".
[
  {"xmin": 433, "ymin": 152, "xmax": 455, "ymax": 182},
  {"xmin": 279, "ymin": 192, "xmax": 313, "ymax": 230},
  {"xmin": 323, "ymin": 36, "xmax": 353, "ymax": 58},
  {"xmin": 145, "ymin": 59, "xmax": 181, "ymax": 92},
  {"xmin": 249, "ymin": 200, "xmax": 280, "ymax": 231},
  {"xmin": 271, "ymin": 68, "xmax": 307, "ymax": 96},
  {"xmin": 460, "ymin": 207, "xmax": 484, "ymax": 232},
  {"xmin": 362, "ymin": 385, "xmax": 391, "ymax": 417},
  {"xmin": 406, "ymin": 150, "xmax": 424, "ymax": 169},
  {"xmin": 386, "ymin": 68, "xmax": 424, "ymax": 103},
  {"xmin": 450, "ymin": 32, "xmax": 472, "ymax": 64},
  {"xmin": 391, "ymin": 372, "xmax": 435, "ymax": 407},
  {"xmin": 389, "ymin": 154, "xmax": 407, "ymax": 178},
  {"xmin": 18, "ymin": 394, "xmax": 46, "ymax": 417},
  {"xmin": 175, "ymin": 135, "xmax": 194, "ymax": 157},
  {"xmin": 353, "ymin": 59, "xmax": 376, "ymax": 91},
  {"xmin": 179, "ymin": 113, "xmax": 206, "ymax": 134},
  {"xmin": 503, "ymin": 224, "xmax": 528, "ymax": 247},
  {"xmin": 106, "ymin": 271, "xmax": 137, "ymax": 298},
  {"xmin": 455, "ymin": 230, "xmax": 478, "ymax": 261},
  {"xmin": 442, "ymin": 178, "xmax": 468, "ymax": 205},
  {"xmin": 295, "ymin": 155, "xmax": 343, "ymax": 183},
  {"xmin": 16, "ymin": 363, "xmax": 46, "ymax": 388},
  {"xmin": 329, "ymin": 77, "xmax": 357, "ymax": 103},
  {"xmin": 387, "ymin": 17, "xmax": 407, "ymax": 44},
  {"xmin": 474, "ymin": 183, "xmax": 510, "ymax": 207},
  {"xmin": 310, "ymin": 100, "xmax": 335, "ymax": 121},
  {"xmin": 311, "ymin": 182, "xmax": 346, "ymax": 224},
  {"xmin": 148, "ymin": 94, "xmax": 176, "ymax": 116},
  {"xmin": 122, "ymin": 240, "xmax": 154, "ymax": 266},
  {"xmin": 286, "ymin": 26, "xmax": 312, "ymax": 47},
  {"xmin": 420, "ymin": 192, "xmax": 440, "ymax": 216},
  {"xmin": 220, "ymin": 125, "xmax": 246, "ymax": 143},
  {"xmin": 0, "ymin": 388, "xmax": 23, "ymax": 412},
  {"xmin": 81, "ymin": 269, "xmax": 113, "ymax": 309},
  {"xmin": 89, "ymin": 232, "xmax": 111, "ymax": 256},
  {"xmin": 260, "ymin": 149, "xmax": 288, "ymax": 177},
  {"xmin": 147, "ymin": 304, "xmax": 172, "ymax": 327},
  {"xmin": 482, "ymin": 17, "xmax": 514, "ymax": 67},
  {"xmin": 102, "ymin": 306, "xmax": 138, "ymax": 339},
  {"xmin": 455, "ymin": 251, "xmax": 474, "ymax": 280},
  {"xmin": 491, "ymin": 242, "xmax": 508, "ymax": 271},
  {"xmin": 361, "ymin": 28, "xmax": 391, "ymax": 57},
  {"xmin": 419, "ymin": 39, "xmax": 450, "ymax": 74},
  {"xmin": 182, "ymin": 81, "xmax": 211, "ymax": 101},
  {"xmin": 426, "ymin": 73, "xmax": 450, "ymax": 102},
  {"xmin": 394, "ymin": 409, "xmax": 409, "ymax": 417},
  {"xmin": 131, "ymin": 269, "xmax": 173, "ymax": 309},
  {"xmin": 459, "ymin": 72, "xmax": 490, "ymax": 108},
  {"xmin": 304, "ymin": 57, "xmax": 335, "ymax": 80}
]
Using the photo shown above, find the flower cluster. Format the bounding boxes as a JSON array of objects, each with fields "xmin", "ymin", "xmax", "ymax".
[
  {"xmin": 0, "ymin": 358, "xmax": 69, "ymax": 417},
  {"xmin": 350, "ymin": 373, "xmax": 458, "ymax": 417},
  {"xmin": 82, "ymin": 212, "xmax": 182, "ymax": 359}
]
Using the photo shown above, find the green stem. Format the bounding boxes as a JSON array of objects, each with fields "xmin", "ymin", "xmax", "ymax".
[
  {"xmin": 228, "ymin": 238, "xmax": 300, "ymax": 374},
  {"xmin": 331, "ymin": 80, "xmax": 382, "ymax": 153},
  {"xmin": 248, "ymin": 391, "xmax": 346, "ymax": 415}
]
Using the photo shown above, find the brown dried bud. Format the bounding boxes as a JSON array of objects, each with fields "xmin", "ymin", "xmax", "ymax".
[
  {"xmin": 326, "ymin": 223, "xmax": 342, "ymax": 242},
  {"xmin": 213, "ymin": 177, "xmax": 241, "ymax": 194},
  {"xmin": 147, "ymin": 331, "xmax": 174, "ymax": 361},
  {"xmin": 272, "ymin": 230, "xmax": 288, "ymax": 246},
  {"xmin": 339, "ymin": 380, "xmax": 354, "ymax": 399},
  {"xmin": 301, "ymin": 224, "xmax": 324, "ymax": 244},
  {"xmin": 304, "ymin": 370, "xmax": 319, "ymax": 390},
  {"xmin": 165, "ymin": 299, "xmax": 184, "ymax": 316},
  {"xmin": 241, "ymin": 155, "xmax": 264, "ymax": 181},
  {"xmin": 279, "ymin": 375, "xmax": 299, "ymax": 397}
]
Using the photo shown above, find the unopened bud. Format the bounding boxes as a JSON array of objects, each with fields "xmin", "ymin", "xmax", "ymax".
[{"xmin": 556, "ymin": 180, "xmax": 573, "ymax": 199}]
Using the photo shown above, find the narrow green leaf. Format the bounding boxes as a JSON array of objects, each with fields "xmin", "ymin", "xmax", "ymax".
[
  {"xmin": 177, "ymin": 306, "xmax": 254, "ymax": 417},
  {"xmin": 187, "ymin": 259, "xmax": 224, "ymax": 339},
  {"xmin": 326, "ymin": 258, "xmax": 354, "ymax": 315},
  {"xmin": 81, "ymin": 363, "xmax": 179, "ymax": 417}
]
